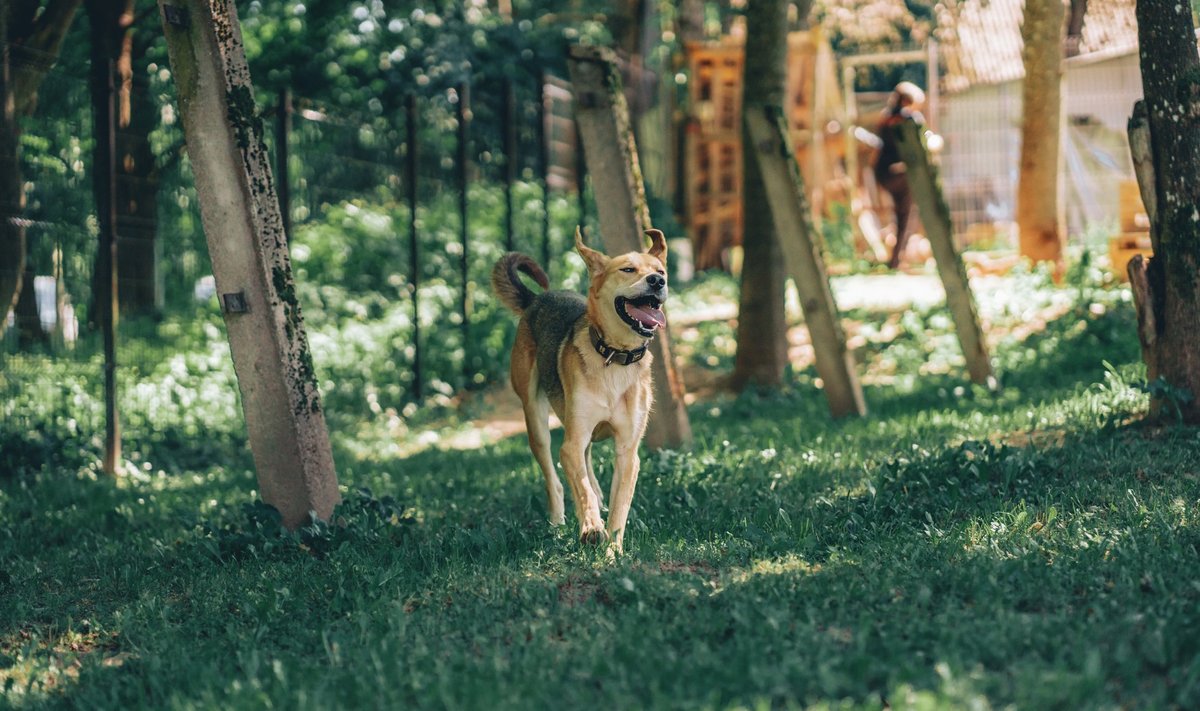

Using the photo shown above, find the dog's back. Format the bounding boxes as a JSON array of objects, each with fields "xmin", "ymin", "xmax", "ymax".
[
  {"xmin": 491, "ymin": 253, "xmax": 585, "ymax": 400},
  {"xmin": 525, "ymin": 291, "xmax": 586, "ymax": 400}
]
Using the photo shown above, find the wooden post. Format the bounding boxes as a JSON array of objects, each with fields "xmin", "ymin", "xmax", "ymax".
[
  {"xmin": 1126, "ymin": 102, "xmax": 1160, "ymax": 398},
  {"xmin": 159, "ymin": 0, "xmax": 340, "ymax": 528},
  {"xmin": 406, "ymin": 93, "xmax": 423, "ymax": 401},
  {"xmin": 567, "ymin": 45, "xmax": 692, "ymax": 450},
  {"xmin": 275, "ymin": 88, "xmax": 292, "ymax": 243},
  {"xmin": 457, "ymin": 81, "xmax": 471, "ymax": 388},
  {"xmin": 1127, "ymin": 101, "xmax": 1157, "ymax": 250},
  {"xmin": 744, "ymin": 105, "xmax": 866, "ymax": 418},
  {"xmin": 889, "ymin": 119, "xmax": 996, "ymax": 388},
  {"xmin": 925, "ymin": 40, "xmax": 939, "ymax": 132}
]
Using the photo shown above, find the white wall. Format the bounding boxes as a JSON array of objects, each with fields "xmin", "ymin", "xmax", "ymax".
[{"xmin": 935, "ymin": 52, "xmax": 1143, "ymax": 239}]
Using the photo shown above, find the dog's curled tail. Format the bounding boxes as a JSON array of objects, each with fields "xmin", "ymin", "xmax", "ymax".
[{"xmin": 491, "ymin": 252, "xmax": 550, "ymax": 314}]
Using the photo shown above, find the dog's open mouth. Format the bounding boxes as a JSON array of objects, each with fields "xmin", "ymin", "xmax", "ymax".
[{"xmin": 616, "ymin": 295, "xmax": 665, "ymax": 337}]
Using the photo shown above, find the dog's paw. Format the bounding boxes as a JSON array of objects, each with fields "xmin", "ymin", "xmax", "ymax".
[{"xmin": 579, "ymin": 527, "xmax": 609, "ymax": 546}]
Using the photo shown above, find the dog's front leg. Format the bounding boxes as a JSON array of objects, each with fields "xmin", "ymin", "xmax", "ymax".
[
  {"xmin": 605, "ymin": 438, "xmax": 641, "ymax": 554},
  {"xmin": 560, "ymin": 429, "xmax": 607, "ymax": 544},
  {"xmin": 606, "ymin": 386, "xmax": 651, "ymax": 554}
]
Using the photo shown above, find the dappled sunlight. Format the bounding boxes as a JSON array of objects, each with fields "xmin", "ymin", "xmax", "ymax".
[
  {"xmin": 0, "ymin": 622, "xmax": 127, "ymax": 708},
  {"xmin": 723, "ymin": 553, "xmax": 826, "ymax": 589}
]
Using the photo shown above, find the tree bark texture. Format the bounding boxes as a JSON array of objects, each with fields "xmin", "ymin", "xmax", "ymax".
[
  {"xmin": 1016, "ymin": 0, "xmax": 1066, "ymax": 265},
  {"xmin": 0, "ymin": 0, "xmax": 82, "ymax": 330},
  {"xmin": 733, "ymin": 0, "xmax": 790, "ymax": 388},
  {"xmin": 0, "ymin": 2, "xmax": 23, "ymax": 326},
  {"xmin": 1129, "ymin": 0, "xmax": 1200, "ymax": 422},
  {"xmin": 160, "ymin": 0, "xmax": 340, "ymax": 526}
]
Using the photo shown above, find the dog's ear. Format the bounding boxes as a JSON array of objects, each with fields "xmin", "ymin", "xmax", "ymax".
[
  {"xmin": 644, "ymin": 228, "xmax": 667, "ymax": 262},
  {"xmin": 575, "ymin": 226, "xmax": 608, "ymax": 277}
]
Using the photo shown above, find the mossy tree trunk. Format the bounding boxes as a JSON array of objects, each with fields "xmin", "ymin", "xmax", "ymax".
[
  {"xmin": 161, "ymin": 0, "xmax": 340, "ymax": 527},
  {"xmin": 1127, "ymin": 0, "xmax": 1200, "ymax": 422},
  {"xmin": 1016, "ymin": 0, "xmax": 1066, "ymax": 266},
  {"xmin": 733, "ymin": 0, "xmax": 790, "ymax": 389}
]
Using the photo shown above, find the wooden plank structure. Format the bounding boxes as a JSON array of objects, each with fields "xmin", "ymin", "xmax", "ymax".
[
  {"xmin": 684, "ymin": 30, "xmax": 847, "ymax": 270},
  {"xmin": 889, "ymin": 119, "xmax": 996, "ymax": 388},
  {"xmin": 744, "ymin": 105, "xmax": 866, "ymax": 418},
  {"xmin": 567, "ymin": 45, "xmax": 693, "ymax": 451},
  {"xmin": 159, "ymin": 0, "xmax": 340, "ymax": 528}
]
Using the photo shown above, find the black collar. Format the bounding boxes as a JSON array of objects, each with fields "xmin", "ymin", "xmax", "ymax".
[{"xmin": 589, "ymin": 326, "xmax": 649, "ymax": 366}]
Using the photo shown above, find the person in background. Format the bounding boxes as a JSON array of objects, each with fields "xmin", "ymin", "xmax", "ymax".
[{"xmin": 874, "ymin": 81, "xmax": 942, "ymax": 269}]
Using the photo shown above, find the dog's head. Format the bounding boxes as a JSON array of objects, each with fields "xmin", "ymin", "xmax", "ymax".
[{"xmin": 575, "ymin": 226, "xmax": 668, "ymax": 340}]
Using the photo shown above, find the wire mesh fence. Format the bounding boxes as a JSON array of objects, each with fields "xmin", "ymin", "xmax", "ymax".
[{"xmin": 0, "ymin": 46, "xmax": 587, "ymax": 469}]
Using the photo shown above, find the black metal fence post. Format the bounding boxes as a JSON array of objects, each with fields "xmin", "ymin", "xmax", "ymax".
[
  {"xmin": 457, "ymin": 80, "xmax": 471, "ymax": 388},
  {"xmin": 406, "ymin": 93, "xmax": 422, "ymax": 401},
  {"xmin": 502, "ymin": 76, "xmax": 517, "ymax": 252},
  {"xmin": 96, "ymin": 58, "xmax": 121, "ymax": 475},
  {"xmin": 538, "ymin": 74, "xmax": 551, "ymax": 276},
  {"xmin": 575, "ymin": 121, "xmax": 587, "ymax": 229}
]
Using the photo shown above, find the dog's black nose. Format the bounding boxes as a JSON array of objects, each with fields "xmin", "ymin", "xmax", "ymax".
[{"xmin": 647, "ymin": 273, "xmax": 665, "ymax": 289}]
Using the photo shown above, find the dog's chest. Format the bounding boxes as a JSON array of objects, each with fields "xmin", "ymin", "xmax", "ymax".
[{"xmin": 594, "ymin": 359, "xmax": 646, "ymax": 399}]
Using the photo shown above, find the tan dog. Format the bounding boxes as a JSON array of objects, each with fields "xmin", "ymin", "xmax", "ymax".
[{"xmin": 491, "ymin": 227, "xmax": 668, "ymax": 552}]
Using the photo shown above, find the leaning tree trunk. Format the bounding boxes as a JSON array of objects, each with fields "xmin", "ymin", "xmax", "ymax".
[
  {"xmin": 732, "ymin": 0, "xmax": 790, "ymax": 388},
  {"xmin": 1016, "ymin": 0, "xmax": 1066, "ymax": 266},
  {"xmin": 1127, "ymin": 0, "xmax": 1200, "ymax": 422}
]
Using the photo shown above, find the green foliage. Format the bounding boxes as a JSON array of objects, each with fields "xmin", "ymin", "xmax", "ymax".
[{"xmin": 289, "ymin": 185, "xmax": 586, "ymax": 423}]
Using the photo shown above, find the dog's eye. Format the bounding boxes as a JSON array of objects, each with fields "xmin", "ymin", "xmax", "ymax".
[{"xmin": 619, "ymin": 267, "xmax": 636, "ymax": 273}]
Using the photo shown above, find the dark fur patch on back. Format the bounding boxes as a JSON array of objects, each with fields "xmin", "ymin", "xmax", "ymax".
[{"xmin": 525, "ymin": 290, "xmax": 587, "ymax": 400}]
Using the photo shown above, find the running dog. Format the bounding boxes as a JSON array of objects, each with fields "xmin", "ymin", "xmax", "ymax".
[{"xmin": 491, "ymin": 227, "xmax": 667, "ymax": 552}]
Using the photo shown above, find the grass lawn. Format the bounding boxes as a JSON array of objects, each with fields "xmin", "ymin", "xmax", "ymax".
[{"xmin": 3, "ymin": 266, "xmax": 1200, "ymax": 709}]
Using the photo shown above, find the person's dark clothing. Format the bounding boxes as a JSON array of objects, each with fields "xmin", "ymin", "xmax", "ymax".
[{"xmin": 875, "ymin": 107, "xmax": 926, "ymax": 268}]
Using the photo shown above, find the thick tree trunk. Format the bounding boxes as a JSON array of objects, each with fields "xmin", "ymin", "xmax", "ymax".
[
  {"xmin": 87, "ymin": 0, "xmax": 159, "ymax": 315},
  {"xmin": 0, "ymin": 0, "xmax": 82, "ymax": 329},
  {"xmin": 0, "ymin": 3, "xmax": 24, "ymax": 328},
  {"xmin": 1016, "ymin": 0, "xmax": 1065, "ymax": 265},
  {"xmin": 1129, "ymin": 0, "xmax": 1200, "ymax": 422},
  {"xmin": 732, "ymin": 0, "xmax": 790, "ymax": 388}
]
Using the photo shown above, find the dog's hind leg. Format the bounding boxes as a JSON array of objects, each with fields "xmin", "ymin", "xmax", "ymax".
[
  {"xmin": 523, "ymin": 381, "xmax": 565, "ymax": 526},
  {"xmin": 511, "ymin": 323, "xmax": 565, "ymax": 525}
]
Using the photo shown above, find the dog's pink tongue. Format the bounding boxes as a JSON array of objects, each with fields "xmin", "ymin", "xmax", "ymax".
[{"xmin": 626, "ymin": 303, "xmax": 665, "ymax": 329}]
